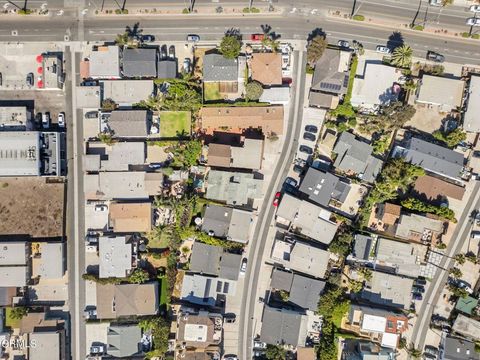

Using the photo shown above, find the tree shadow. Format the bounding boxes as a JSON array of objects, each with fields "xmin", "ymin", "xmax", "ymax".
[
  {"xmin": 307, "ymin": 28, "xmax": 326, "ymax": 41},
  {"xmin": 225, "ymin": 28, "xmax": 241, "ymax": 38},
  {"xmin": 261, "ymin": 24, "xmax": 272, "ymax": 35},
  {"xmin": 125, "ymin": 22, "xmax": 143, "ymax": 39},
  {"xmin": 387, "ymin": 31, "xmax": 404, "ymax": 50}
]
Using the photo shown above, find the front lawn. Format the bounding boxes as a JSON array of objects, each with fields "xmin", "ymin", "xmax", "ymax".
[
  {"xmin": 159, "ymin": 111, "xmax": 191, "ymax": 138},
  {"xmin": 5, "ymin": 307, "xmax": 20, "ymax": 329},
  {"xmin": 204, "ymin": 82, "xmax": 221, "ymax": 101}
]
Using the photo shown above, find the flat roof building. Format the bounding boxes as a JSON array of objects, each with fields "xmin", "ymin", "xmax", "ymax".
[
  {"xmin": 361, "ymin": 272, "xmax": 413, "ymax": 309},
  {"xmin": 416, "ymin": 75, "xmax": 464, "ymax": 112},
  {"xmin": 0, "ymin": 131, "xmax": 40, "ymax": 176},
  {"xmin": 99, "ymin": 235, "xmax": 133, "ymax": 278},
  {"xmin": 201, "ymin": 204, "xmax": 253, "ymax": 244},
  {"xmin": 100, "ymin": 80, "xmax": 154, "ymax": 106},
  {"xmin": 452, "ymin": 314, "xmax": 480, "ymax": 341},
  {"xmin": 34, "ymin": 243, "xmax": 65, "ymax": 279},
  {"xmin": 464, "ymin": 75, "xmax": 480, "ymax": 133},
  {"xmin": 259, "ymin": 306, "xmax": 308, "ymax": 347},
  {"xmin": 207, "ymin": 138, "xmax": 264, "ymax": 170},
  {"xmin": 109, "ymin": 202, "xmax": 152, "ymax": 233},
  {"xmin": 85, "ymin": 141, "xmax": 146, "ymax": 172},
  {"xmin": 88, "ymin": 46, "xmax": 121, "ymax": 79},
  {"xmin": 0, "ymin": 106, "xmax": 29, "ymax": 130}
]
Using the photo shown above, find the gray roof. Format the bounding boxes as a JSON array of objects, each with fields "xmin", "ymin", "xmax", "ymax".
[
  {"xmin": 453, "ymin": 314, "xmax": 480, "ymax": 341},
  {"xmin": 444, "ymin": 336, "xmax": 479, "ymax": 360},
  {"xmin": 219, "ymin": 253, "xmax": 242, "ymax": 281},
  {"xmin": 270, "ymin": 268, "xmax": 294, "ymax": 291},
  {"xmin": 190, "ymin": 242, "xmax": 222, "ymax": 276},
  {"xmin": 203, "ymin": 53, "xmax": 238, "ymax": 82},
  {"xmin": 0, "ymin": 266, "xmax": 27, "ymax": 286},
  {"xmin": 311, "ymin": 48, "xmax": 350, "ymax": 95},
  {"xmin": 107, "ymin": 325, "xmax": 142, "ymax": 358},
  {"xmin": 89, "ymin": 46, "xmax": 121, "ymax": 78},
  {"xmin": 84, "ymin": 171, "xmax": 151, "ymax": 200},
  {"xmin": 361, "ymin": 271, "xmax": 413, "ymax": 309},
  {"xmin": 416, "ymin": 75, "xmax": 464, "ymax": 111},
  {"xmin": 122, "ymin": 48, "xmax": 157, "ymax": 78},
  {"xmin": 206, "ymin": 170, "xmax": 264, "ymax": 207},
  {"xmin": 157, "ymin": 59, "xmax": 177, "ymax": 79},
  {"xmin": 299, "ymin": 167, "xmax": 351, "ymax": 207},
  {"xmin": 86, "ymin": 142, "xmax": 146, "ymax": 172},
  {"xmin": 397, "ymin": 137, "xmax": 464, "ymax": 180},
  {"xmin": 375, "ymin": 237, "xmax": 422, "ymax": 278},
  {"xmin": 289, "ymin": 274, "xmax": 326, "ymax": 311},
  {"xmin": 464, "ymin": 75, "xmax": 480, "ymax": 133},
  {"xmin": 29, "ymin": 332, "xmax": 61, "ymax": 360},
  {"xmin": 259, "ymin": 306, "xmax": 308, "ymax": 347},
  {"xmin": 0, "ymin": 131, "xmax": 40, "ymax": 176},
  {"xmin": 101, "ymin": 80, "xmax": 154, "ymax": 105},
  {"xmin": 201, "ymin": 205, "xmax": 233, "ymax": 238},
  {"xmin": 99, "ymin": 236, "xmax": 132, "ymax": 278},
  {"xmin": 108, "ymin": 110, "xmax": 149, "ymax": 137},
  {"xmin": 333, "ymin": 132, "xmax": 382, "ymax": 182},
  {"xmin": 36, "ymin": 243, "xmax": 64, "ymax": 279},
  {"xmin": 0, "ymin": 242, "xmax": 27, "ymax": 265},
  {"xmin": 352, "ymin": 234, "xmax": 373, "ymax": 261},
  {"xmin": 181, "ymin": 274, "xmax": 237, "ymax": 307},
  {"xmin": 227, "ymin": 208, "xmax": 253, "ymax": 244}
]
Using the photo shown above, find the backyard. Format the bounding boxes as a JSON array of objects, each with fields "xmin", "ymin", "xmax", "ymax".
[
  {"xmin": 159, "ymin": 111, "xmax": 191, "ymax": 138},
  {"xmin": 204, "ymin": 82, "xmax": 221, "ymax": 101}
]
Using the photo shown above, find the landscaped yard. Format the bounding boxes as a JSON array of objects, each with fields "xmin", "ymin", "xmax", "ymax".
[
  {"xmin": 159, "ymin": 276, "xmax": 168, "ymax": 307},
  {"xmin": 159, "ymin": 111, "xmax": 191, "ymax": 138},
  {"xmin": 5, "ymin": 307, "xmax": 20, "ymax": 329},
  {"xmin": 204, "ymin": 82, "xmax": 221, "ymax": 101}
]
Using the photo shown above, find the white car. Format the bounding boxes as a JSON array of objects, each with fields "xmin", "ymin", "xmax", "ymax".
[
  {"xmin": 94, "ymin": 204, "xmax": 107, "ymax": 212},
  {"xmin": 470, "ymin": 5, "xmax": 480, "ymax": 12},
  {"xmin": 376, "ymin": 45, "xmax": 391, "ymax": 54},
  {"xmin": 429, "ymin": 0, "xmax": 442, "ymax": 6},
  {"xmin": 240, "ymin": 258, "xmax": 247, "ymax": 275},
  {"xmin": 337, "ymin": 40, "xmax": 350, "ymax": 48},
  {"xmin": 57, "ymin": 112, "xmax": 65, "ymax": 127},
  {"xmin": 466, "ymin": 17, "xmax": 480, "ymax": 26}
]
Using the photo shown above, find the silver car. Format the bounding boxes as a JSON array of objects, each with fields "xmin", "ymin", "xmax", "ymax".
[{"xmin": 376, "ymin": 45, "xmax": 391, "ymax": 54}]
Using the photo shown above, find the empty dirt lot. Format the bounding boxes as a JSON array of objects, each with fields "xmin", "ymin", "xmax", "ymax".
[{"xmin": 0, "ymin": 177, "xmax": 64, "ymax": 238}]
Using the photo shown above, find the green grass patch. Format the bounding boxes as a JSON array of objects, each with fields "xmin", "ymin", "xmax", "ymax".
[
  {"xmin": 412, "ymin": 25, "xmax": 424, "ymax": 31},
  {"xmin": 472, "ymin": 34, "xmax": 480, "ymax": 39},
  {"xmin": 158, "ymin": 276, "xmax": 168, "ymax": 306},
  {"xmin": 203, "ymin": 101, "xmax": 270, "ymax": 107},
  {"xmin": 159, "ymin": 111, "xmax": 191, "ymax": 138},
  {"xmin": 344, "ymin": 56, "xmax": 358, "ymax": 103},
  {"xmin": 5, "ymin": 308, "xmax": 20, "ymax": 329},
  {"xmin": 203, "ymin": 82, "xmax": 221, "ymax": 101},
  {"xmin": 352, "ymin": 14, "xmax": 365, "ymax": 21},
  {"xmin": 461, "ymin": 32, "xmax": 470, "ymax": 38}
]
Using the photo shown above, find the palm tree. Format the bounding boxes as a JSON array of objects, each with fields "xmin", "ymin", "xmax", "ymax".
[{"xmin": 391, "ymin": 44, "xmax": 413, "ymax": 68}]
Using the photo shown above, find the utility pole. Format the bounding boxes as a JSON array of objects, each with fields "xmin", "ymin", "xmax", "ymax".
[
  {"xmin": 410, "ymin": 0, "xmax": 423, "ymax": 28},
  {"xmin": 6, "ymin": 1, "xmax": 27, "ymax": 11}
]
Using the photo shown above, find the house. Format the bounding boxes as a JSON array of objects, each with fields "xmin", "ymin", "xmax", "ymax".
[
  {"xmin": 455, "ymin": 296, "xmax": 479, "ymax": 316},
  {"xmin": 199, "ymin": 105, "xmax": 284, "ymax": 135},
  {"xmin": 259, "ymin": 306, "xmax": 308, "ymax": 347},
  {"xmin": 270, "ymin": 236, "xmax": 331, "ymax": 279},
  {"xmin": 100, "ymin": 80, "xmax": 154, "ymax": 106},
  {"xmin": 107, "ymin": 110, "xmax": 151, "ymax": 137},
  {"xmin": 206, "ymin": 138, "xmax": 264, "ymax": 170},
  {"xmin": 341, "ymin": 340, "xmax": 396, "ymax": 360},
  {"xmin": 201, "ymin": 204, "xmax": 253, "ymax": 244},
  {"xmin": 360, "ymin": 271, "xmax": 413, "ymax": 309},
  {"xmin": 351, "ymin": 62, "xmax": 402, "ymax": 111},
  {"xmin": 395, "ymin": 212, "xmax": 445, "ymax": 244},
  {"xmin": 464, "ymin": 75, "xmax": 480, "ymax": 133},
  {"xmin": 393, "ymin": 137, "xmax": 464, "ymax": 182},
  {"xmin": 33, "ymin": 243, "xmax": 65, "ymax": 280},
  {"xmin": 452, "ymin": 314, "xmax": 480, "ymax": 341},
  {"xmin": 28, "ymin": 331, "xmax": 65, "ymax": 360},
  {"xmin": 351, "ymin": 234, "xmax": 374, "ymax": 262},
  {"xmin": 270, "ymin": 268, "xmax": 326, "ymax": 311},
  {"xmin": 332, "ymin": 132, "xmax": 383, "ymax": 183},
  {"xmin": 98, "ymin": 235, "xmax": 135, "ymax": 278},
  {"xmin": 299, "ymin": 167, "xmax": 351, "ymax": 208},
  {"xmin": 157, "ymin": 59, "xmax": 177, "ymax": 79},
  {"xmin": 96, "ymin": 282, "xmax": 159, "ymax": 319},
  {"xmin": 412, "ymin": 175, "xmax": 465, "ymax": 204},
  {"xmin": 205, "ymin": 170, "xmax": 264, "ymax": 207},
  {"xmin": 309, "ymin": 48, "xmax": 351, "ymax": 109},
  {"xmin": 109, "ymin": 202, "xmax": 152, "ymax": 233},
  {"xmin": 416, "ymin": 75, "xmax": 465, "ymax": 112},
  {"xmin": 180, "ymin": 274, "xmax": 237, "ymax": 307},
  {"xmin": 343, "ymin": 305, "xmax": 408, "ymax": 349},
  {"xmin": 86, "ymin": 45, "xmax": 121, "ymax": 79},
  {"xmin": 275, "ymin": 193, "xmax": 338, "ymax": 245},
  {"xmin": 259, "ymin": 87, "xmax": 290, "ymax": 104},
  {"xmin": 0, "ymin": 242, "xmax": 29, "ymax": 287},
  {"xmin": 443, "ymin": 336, "xmax": 479, "ymax": 360},
  {"xmin": 251, "ymin": 53, "xmax": 283, "ymax": 86},
  {"xmin": 122, "ymin": 48, "xmax": 157, "ymax": 78},
  {"xmin": 189, "ymin": 242, "xmax": 242, "ymax": 280},
  {"xmin": 107, "ymin": 324, "xmax": 143, "ymax": 358},
  {"xmin": 176, "ymin": 312, "xmax": 222, "ymax": 350},
  {"xmin": 369, "ymin": 203, "xmax": 402, "ymax": 234},
  {"xmin": 84, "ymin": 141, "xmax": 146, "ymax": 172},
  {"xmin": 0, "ymin": 106, "xmax": 29, "ymax": 130},
  {"xmin": 203, "ymin": 53, "xmax": 238, "ymax": 84}
]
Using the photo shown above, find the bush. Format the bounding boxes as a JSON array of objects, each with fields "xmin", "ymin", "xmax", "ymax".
[
  {"xmin": 352, "ymin": 14, "xmax": 365, "ymax": 21},
  {"xmin": 242, "ymin": 7, "xmax": 250, "ymax": 13},
  {"xmin": 182, "ymin": 8, "xmax": 190, "ymax": 13},
  {"xmin": 412, "ymin": 25, "xmax": 424, "ymax": 31},
  {"xmin": 472, "ymin": 34, "xmax": 480, "ymax": 39},
  {"xmin": 251, "ymin": 7, "xmax": 260, "ymax": 13},
  {"xmin": 306, "ymin": 64, "xmax": 315, "ymax": 74},
  {"xmin": 245, "ymin": 81, "xmax": 264, "ymax": 101},
  {"xmin": 401, "ymin": 197, "xmax": 456, "ymax": 222},
  {"xmin": 461, "ymin": 32, "xmax": 470, "ymax": 38}
]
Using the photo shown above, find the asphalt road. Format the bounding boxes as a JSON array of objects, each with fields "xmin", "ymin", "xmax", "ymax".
[
  {"xmin": 238, "ymin": 49, "xmax": 306, "ymax": 360},
  {"xmin": 411, "ymin": 180, "xmax": 480, "ymax": 352}
]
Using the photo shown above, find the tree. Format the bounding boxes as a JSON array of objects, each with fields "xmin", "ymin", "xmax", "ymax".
[
  {"xmin": 349, "ymin": 280, "xmax": 364, "ymax": 293},
  {"xmin": 10, "ymin": 306, "xmax": 28, "ymax": 320},
  {"xmin": 278, "ymin": 290, "xmax": 289, "ymax": 302},
  {"xmin": 102, "ymin": 98, "xmax": 117, "ymax": 111},
  {"xmin": 219, "ymin": 35, "xmax": 242, "ymax": 59},
  {"xmin": 127, "ymin": 269, "xmax": 150, "ymax": 284},
  {"xmin": 139, "ymin": 317, "xmax": 170, "ymax": 356},
  {"xmin": 265, "ymin": 344, "xmax": 286, "ymax": 360},
  {"xmin": 307, "ymin": 34, "xmax": 328, "ymax": 66},
  {"xmin": 317, "ymin": 321, "xmax": 338, "ymax": 360},
  {"xmin": 318, "ymin": 286, "xmax": 350, "ymax": 327},
  {"xmin": 401, "ymin": 197, "xmax": 456, "ymax": 222},
  {"xmin": 433, "ymin": 128, "xmax": 466, "ymax": 148},
  {"xmin": 359, "ymin": 102, "xmax": 416, "ymax": 135},
  {"xmin": 329, "ymin": 231, "xmax": 354, "ymax": 256},
  {"xmin": 141, "ymin": 93, "xmax": 165, "ymax": 113},
  {"xmin": 449, "ymin": 267, "xmax": 462, "ymax": 279},
  {"xmin": 372, "ymin": 134, "xmax": 391, "ymax": 155},
  {"xmin": 448, "ymin": 284, "xmax": 469, "ymax": 298},
  {"xmin": 98, "ymin": 132, "xmax": 114, "ymax": 145},
  {"xmin": 182, "ymin": 140, "xmax": 202, "ymax": 167},
  {"xmin": 163, "ymin": 81, "xmax": 201, "ymax": 112},
  {"xmin": 407, "ymin": 344, "xmax": 422, "ymax": 359},
  {"xmin": 391, "ymin": 44, "xmax": 413, "ymax": 68},
  {"xmin": 358, "ymin": 267, "xmax": 373, "ymax": 281},
  {"xmin": 454, "ymin": 254, "xmax": 466, "ymax": 265},
  {"xmin": 245, "ymin": 81, "xmax": 264, "ymax": 101}
]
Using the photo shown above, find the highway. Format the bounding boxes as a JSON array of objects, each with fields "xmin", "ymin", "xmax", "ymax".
[{"xmin": 412, "ymin": 181, "xmax": 480, "ymax": 352}]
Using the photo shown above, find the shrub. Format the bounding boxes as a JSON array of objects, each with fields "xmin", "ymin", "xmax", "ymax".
[
  {"xmin": 242, "ymin": 7, "xmax": 250, "ymax": 13},
  {"xmin": 473, "ymin": 34, "xmax": 480, "ymax": 39},
  {"xmin": 182, "ymin": 8, "xmax": 190, "ymax": 13},
  {"xmin": 352, "ymin": 14, "xmax": 365, "ymax": 21},
  {"xmin": 461, "ymin": 32, "xmax": 470, "ymax": 38},
  {"xmin": 412, "ymin": 25, "xmax": 424, "ymax": 31}
]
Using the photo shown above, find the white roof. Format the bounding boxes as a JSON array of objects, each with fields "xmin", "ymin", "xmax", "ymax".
[
  {"xmin": 416, "ymin": 75, "xmax": 464, "ymax": 111},
  {"xmin": 0, "ymin": 266, "xmax": 27, "ymax": 286},
  {"xmin": 381, "ymin": 332, "xmax": 399, "ymax": 349},
  {"xmin": 464, "ymin": 75, "xmax": 480, "ymax": 133},
  {"xmin": 89, "ymin": 46, "xmax": 121, "ymax": 78},
  {"xmin": 29, "ymin": 332, "xmax": 61, "ymax": 360},
  {"xmin": 101, "ymin": 80, "xmax": 154, "ymax": 105},
  {"xmin": 0, "ymin": 131, "xmax": 40, "ymax": 176},
  {"xmin": 184, "ymin": 324, "xmax": 208, "ymax": 342},
  {"xmin": 0, "ymin": 242, "xmax": 27, "ymax": 265},
  {"xmin": 259, "ymin": 87, "xmax": 291, "ymax": 104},
  {"xmin": 99, "ymin": 236, "xmax": 132, "ymax": 278},
  {"xmin": 37, "ymin": 243, "xmax": 64, "ymax": 279},
  {"xmin": 84, "ymin": 172, "xmax": 150, "ymax": 200},
  {"xmin": 361, "ymin": 314, "xmax": 387, "ymax": 333}
]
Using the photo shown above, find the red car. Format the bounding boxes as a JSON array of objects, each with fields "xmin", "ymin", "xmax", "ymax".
[
  {"xmin": 273, "ymin": 191, "xmax": 282, "ymax": 207},
  {"xmin": 250, "ymin": 33, "xmax": 265, "ymax": 41}
]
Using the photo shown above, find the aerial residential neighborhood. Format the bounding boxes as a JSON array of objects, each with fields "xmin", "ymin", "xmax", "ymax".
[{"xmin": 1, "ymin": 1, "xmax": 480, "ymax": 360}]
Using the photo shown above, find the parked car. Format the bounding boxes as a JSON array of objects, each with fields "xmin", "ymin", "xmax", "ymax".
[
  {"xmin": 253, "ymin": 341, "xmax": 267, "ymax": 349},
  {"xmin": 94, "ymin": 204, "xmax": 108, "ymax": 212},
  {"xmin": 415, "ymin": 277, "xmax": 427, "ymax": 286},
  {"xmin": 85, "ymin": 111, "xmax": 98, "ymax": 119},
  {"xmin": 424, "ymin": 346, "xmax": 439, "ymax": 357},
  {"xmin": 293, "ymin": 164, "xmax": 304, "ymax": 174},
  {"xmin": 160, "ymin": 45, "xmax": 168, "ymax": 59},
  {"xmin": 412, "ymin": 285, "xmax": 425, "ymax": 293},
  {"xmin": 84, "ymin": 308, "xmax": 97, "ymax": 320},
  {"xmin": 186, "ymin": 34, "xmax": 200, "ymax": 42},
  {"xmin": 426, "ymin": 51, "xmax": 445, "ymax": 63},
  {"xmin": 376, "ymin": 45, "xmax": 391, "ymax": 54},
  {"xmin": 423, "ymin": 354, "xmax": 437, "ymax": 360},
  {"xmin": 223, "ymin": 356, "xmax": 238, "ymax": 360},
  {"xmin": 42, "ymin": 112, "xmax": 50, "ymax": 129},
  {"xmin": 284, "ymin": 177, "xmax": 298, "ymax": 188},
  {"xmin": 412, "ymin": 292, "xmax": 423, "ymax": 300},
  {"xmin": 250, "ymin": 33, "xmax": 265, "ymax": 41},
  {"xmin": 240, "ymin": 258, "xmax": 247, "ymax": 275},
  {"xmin": 337, "ymin": 40, "xmax": 350, "ymax": 48},
  {"xmin": 57, "ymin": 112, "xmax": 65, "ymax": 127},
  {"xmin": 169, "ymin": 45, "xmax": 175, "ymax": 58},
  {"xmin": 429, "ymin": 0, "xmax": 442, "ymax": 6},
  {"xmin": 82, "ymin": 80, "xmax": 97, "ymax": 86},
  {"xmin": 183, "ymin": 58, "xmax": 191, "ymax": 73},
  {"xmin": 466, "ymin": 17, "xmax": 480, "ymax": 26},
  {"xmin": 90, "ymin": 344, "xmax": 104, "ymax": 354},
  {"xmin": 224, "ymin": 313, "xmax": 236, "ymax": 323},
  {"xmin": 304, "ymin": 125, "xmax": 318, "ymax": 133},
  {"xmin": 470, "ymin": 5, "xmax": 480, "ymax": 12},
  {"xmin": 303, "ymin": 132, "xmax": 316, "ymax": 142},
  {"xmin": 273, "ymin": 191, "xmax": 282, "ymax": 207},
  {"xmin": 141, "ymin": 34, "xmax": 155, "ymax": 42},
  {"xmin": 299, "ymin": 145, "xmax": 313, "ymax": 155},
  {"xmin": 26, "ymin": 72, "xmax": 34, "ymax": 86}
]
